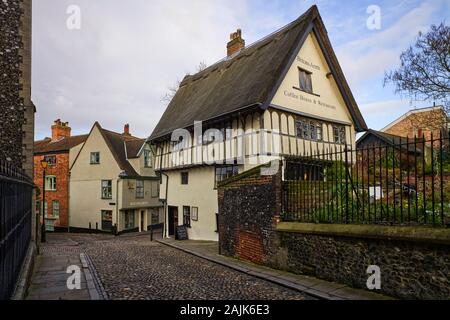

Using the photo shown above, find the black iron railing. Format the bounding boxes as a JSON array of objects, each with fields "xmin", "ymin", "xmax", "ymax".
[
  {"xmin": 281, "ymin": 131, "xmax": 450, "ymax": 227},
  {"xmin": 0, "ymin": 162, "xmax": 33, "ymax": 300}
]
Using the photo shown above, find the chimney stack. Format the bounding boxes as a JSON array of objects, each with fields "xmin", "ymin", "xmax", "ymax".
[
  {"xmin": 227, "ymin": 29, "xmax": 245, "ymax": 57},
  {"xmin": 51, "ymin": 119, "xmax": 71, "ymax": 141},
  {"xmin": 123, "ymin": 124, "xmax": 130, "ymax": 136}
]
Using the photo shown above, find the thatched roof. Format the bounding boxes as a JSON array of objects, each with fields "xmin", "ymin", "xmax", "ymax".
[{"xmin": 151, "ymin": 5, "xmax": 367, "ymax": 141}]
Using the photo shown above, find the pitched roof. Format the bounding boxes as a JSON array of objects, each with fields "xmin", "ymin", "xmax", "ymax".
[
  {"xmin": 357, "ymin": 129, "xmax": 423, "ymax": 154},
  {"xmin": 34, "ymin": 134, "xmax": 88, "ymax": 154},
  {"xmin": 96, "ymin": 125, "xmax": 145, "ymax": 177},
  {"xmin": 381, "ymin": 106, "xmax": 447, "ymax": 132},
  {"xmin": 125, "ymin": 139, "xmax": 146, "ymax": 159},
  {"xmin": 150, "ymin": 5, "xmax": 367, "ymax": 141}
]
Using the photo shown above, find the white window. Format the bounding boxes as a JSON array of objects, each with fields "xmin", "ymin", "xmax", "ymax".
[
  {"xmin": 90, "ymin": 152, "xmax": 100, "ymax": 164},
  {"xmin": 136, "ymin": 180, "xmax": 144, "ymax": 198},
  {"xmin": 45, "ymin": 176, "xmax": 56, "ymax": 191},
  {"xmin": 52, "ymin": 200, "xmax": 60, "ymax": 218},
  {"xmin": 144, "ymin": 150, "xmax": 152, "ymax": 168},
  {"xmin": 296, "ymin": 119, "xmax": 323, "ymax": 141},
  {"xmin": 333, "ymin": 126, "xmax": 346, "ymax": 144},
  {"xmin": 101, "ymin": 180, "xmax": 112, "ymax": 199}
]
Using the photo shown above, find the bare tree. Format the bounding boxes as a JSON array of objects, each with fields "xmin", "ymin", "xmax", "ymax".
[
  {"xmin": 196, "ymin": 61, "xmax": 207, "ymax": 73},
  {"xmin": 384, "ymin": 23, "xmax": 450, "ymax": 112},
  {"xmin": 161, "ymin": 79, "xmax": 181, "ymax": 105},
  {"xmin": 161, "ymin": 61, "xmax": 208, "ymax": 105}
]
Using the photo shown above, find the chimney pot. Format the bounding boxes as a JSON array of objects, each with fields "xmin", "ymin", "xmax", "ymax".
[
  {"xmin": 124, "ymin": 124, "xmax": 130, "ymax": 136},
  {"xmin": 227, "ymin": 28, "xmax": 245, "ymax": 57},
  {"xmin": 51, "ymin": 119, "xmax": 71, "ymax": 141}
]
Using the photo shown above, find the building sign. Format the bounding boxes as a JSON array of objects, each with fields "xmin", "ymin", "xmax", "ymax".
[
  {"xmin": 130, "ymin": 201, "xmax": 150, "ymax": 207},
  {"xmin": 296, "ymin": 56, "xmax": 320, "ymax": 71},
  {"xmin": 283, "ymin": 90, "xmax": 336, "ymax": 110}
]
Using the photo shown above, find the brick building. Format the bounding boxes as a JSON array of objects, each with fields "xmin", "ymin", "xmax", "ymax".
[
  {"xmin": 382, "ymin": 106, "xmax": 449, "ymax": 142},
  {"xmin": 34, "ymin": 120, "xmax": 88, "ymax": 230}
]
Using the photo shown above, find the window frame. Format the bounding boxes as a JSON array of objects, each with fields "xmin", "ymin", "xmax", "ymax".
[
  {"xmin": 333, "ymin": 125, "xmax": 346, "ymax": 145},
  {"xmin": 183, "ymin": 206, "xmax": 191, "ymax": 228},
  {"xmin": 144, "ymin": 149, "xmax": 152, "ymax": 168},
  {"xmin": 215, "ymin": 165, "xmax": 239, "ymax": 188},
  {"xmin": 296, "ymin": 119, "xmax": 323, "ymax": 142},
  {"xmin": 298, "ymin": 67, "xmax": 313, "ymax": 94},
  {"xmin": 90, "ymin": 152, "xmax": 100, "ymax": 165},
  {"xmin": 44, "ymin": 155, "xmax": 57, "ymax": 166},
  {"xmin": 45, "ymin": 176, "xmax": 57, "ymax": 191},
  {"xmin": 191, "ymin": 207, "xmax": 199, "ymax": 222},
  {"xmin": 101, "ymin": 180, "xmax": 113, "ymax": 199},
  {"xmin": 52, "ymin": 200, "xmax": 60, "ymax": 218},
  {"xmin": 101, "ymin": 210, "xmax": 113, "ymax": 231},
  {"xmin": 136, "ymin": 180, "xmax": 144, "ymax": 199},
  {"xmin": 181, "ymin": 172, "xmax": 189, "ymax": 185}
]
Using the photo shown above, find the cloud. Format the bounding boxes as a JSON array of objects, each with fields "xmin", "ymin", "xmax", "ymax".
[
  {"xmin": 33, "ymin": 0, "xmax": 255, "ymax": 139},
  {"xmin": 359, "ymin": 99, "xmax": 432, "ymax": 130},
  {"xmin": 335, "ymin": 0, "xmax": 441, "ymax": 86}
]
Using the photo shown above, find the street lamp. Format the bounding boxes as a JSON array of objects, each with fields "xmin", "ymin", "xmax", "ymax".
[{"xmin": 41, "ymin": 159, "xmax": 48, "ymax": 243}]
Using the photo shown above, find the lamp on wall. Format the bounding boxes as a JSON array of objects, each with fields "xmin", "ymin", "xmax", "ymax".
[{"xmin": 40, "ymin": 159, "xmax": 48, "ymax": 243}]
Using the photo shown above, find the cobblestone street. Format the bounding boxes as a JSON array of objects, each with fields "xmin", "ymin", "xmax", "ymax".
[{"xmin": 39, "ymin": 233, "xmax": 314, "ymax": 300}]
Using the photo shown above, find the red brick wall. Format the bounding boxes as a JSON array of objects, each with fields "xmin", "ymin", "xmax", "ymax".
[
  {"xmin": 385, "ymin": 110, "xmax": 447, "ymax": 147},
  {"xmin": 235, "ymin": 229, "xmax": 264, "ymax": 264},
  {"xmin": 34, "ymin": 153, "xmax": 70, "ymax": 228}
]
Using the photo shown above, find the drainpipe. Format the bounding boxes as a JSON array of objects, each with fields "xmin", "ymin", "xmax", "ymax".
[
  {"xmin": 161, "ymin": 172, "xmax": 169, "ymax": 238},
  {"xmin": 116, "ymin": 178, "xmax": 120, "ymax": 235}
]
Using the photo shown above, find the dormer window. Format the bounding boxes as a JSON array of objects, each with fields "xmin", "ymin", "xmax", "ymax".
[{"xmin": 299, "ymin": 68, "xmax": 313, "ymax": 93}]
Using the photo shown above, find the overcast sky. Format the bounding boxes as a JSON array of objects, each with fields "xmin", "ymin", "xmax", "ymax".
[{"xmin": 32, "ymin": 0, "xmax": 449, "ymax": 140}]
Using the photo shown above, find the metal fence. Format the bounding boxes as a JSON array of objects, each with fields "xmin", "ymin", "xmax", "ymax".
[
  {"xmin": 0, "ymin": 162, "xmax": 33, "ymax": 300},
  {"xmin": 281, "ymin": 131, "xmax": 450, "ymax": 227}
]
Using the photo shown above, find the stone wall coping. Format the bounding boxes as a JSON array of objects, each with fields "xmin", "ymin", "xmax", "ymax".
[{"xmin": 276, "ymin": 222, "xmax": 450, "ymax": 245}]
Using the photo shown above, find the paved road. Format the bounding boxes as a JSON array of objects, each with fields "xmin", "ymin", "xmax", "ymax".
[{"xmin": 59, "ymin": 233, "xmax": 315, "ymax": 300}]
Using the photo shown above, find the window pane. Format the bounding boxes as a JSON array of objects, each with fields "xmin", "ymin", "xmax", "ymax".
[{"xmin": 53, "ymin": 201, "xmax": 60, "ymax": 218}]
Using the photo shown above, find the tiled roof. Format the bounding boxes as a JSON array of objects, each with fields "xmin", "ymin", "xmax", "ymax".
[
  {"xmin": 34, "ymin": 135, "xmax": 88, "ymax": 154},
  {"xmin": 98, "ymin": 126, "xmax": 144, "ymax": 177},
  {"xmin": 125, "ymin": 139, "xmax": 146, "ymax": 159}
]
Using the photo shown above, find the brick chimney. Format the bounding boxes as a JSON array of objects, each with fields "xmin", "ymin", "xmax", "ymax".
[
  {"xmin": 123, "ymin": 124, "xmax": 130, "ymax": 136},
  {"xmin": 227, "ymin": 29, "xmax": 245, "ymax": 57},
  {"xmin": 51, "ymin": 119, "xmax": 71, "ymax": 141}
]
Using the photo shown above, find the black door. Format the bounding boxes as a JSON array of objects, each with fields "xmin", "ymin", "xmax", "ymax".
[{"xmin": 168, "ymin": 206, "xmax": 178, "ymax": 236}]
